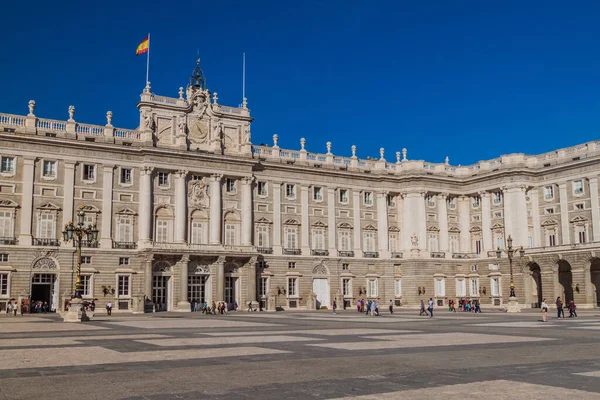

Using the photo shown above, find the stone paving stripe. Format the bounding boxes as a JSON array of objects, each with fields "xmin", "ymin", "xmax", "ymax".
[
  {"xmin": 198, "ymin": 329, "xmax": 418, "ymax": 337},
  {"xmin": 0, "ymin": 346, "xmax": 289, "ymax": 370},
  {"xmin": 574, "ymin": 371, "xmax": 600, "ymax": 377},
  {"xmin": 470, "ymin": 321, "xmax": 560, "ymax": 328},
  {"xmin": 0, "ymin": 322, "xmax": 107, "ymax": 333},
  {"xmin": 0, "ymin": 334, "xmax": 169, "ymax": 347},
  {"xmin": 136, "ymin": 335, "xmax": 324, "ymax": 347},
  {"xmin": 309, "ymin": 332, "xmax": 553, "ymax": 351},
  {"xmin": 108, "ymin": 319, "xmax": 279, "ymax": 329},
  {"xmin": 328, "ymin": 380, "xmax": 600, "ymax": 399}
]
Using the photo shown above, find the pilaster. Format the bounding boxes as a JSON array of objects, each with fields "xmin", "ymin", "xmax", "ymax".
[
  {"xmin": 175, "ymin": 255, "xmax": 191, "ymax": 312},
  {"xmin": 18, "ymin": 157, "xmax": 35, "ymax": 246},
  {"xmin": 138, "ymin": 166, "xmax": 154, "ymax": 248},
  {"xmin": 241, "ymin": 176, "xmax": 254, "ymax": 246},
  {"xmin": 589, "ymin": 176, "xmax": 600, "ymax": 242},
  {"xmin": 558, "ymin": 182, "xmax": 570, "ymax": 244},
  {"xmin": 272, "ymin": 182, "xmax": 282, "ymax": 255},
  {"xmin": 209, "ymin": 174, "xmax": 223, "ymax": 245},
  {"xmin": 100, "ymin": 165, "xmax": 114, "ymax": 248},
  {"xmin": 215, "ymin": 256, "xmax": 226, "ymax": 302},
  {"xmin": 301, "ymin": 185, "xmax": 310, "ymax": 254},
  {"xmin": 529, "ymin": 189, "xmax": 541, "ymax": 247},
  {"xmin": 174, "ymin": 170, "xmax": 188, "ymax": 244},
  {"xmin": 62, "ymin": 162, "xmax": 76, "ymax": 227},
  {"xmin": 376, "ymin": 191, "xmax": 389, "ymax": 258},
  {"xmin": 458, "ymin": 196, "xmax": 470, "ymax": 253},
  {"xmin": 480, "ymin": 192, "xmax": 493, "ymax": 252},
  {"xmin": 352, "ymin": 190, "xmax": 362, "ymax": 257},
  {"xmin": 327, "ymin": 187, "xmax": 337, "ymax": 257},
  {"xmin": 437, "ymin": 193, "xmax": 449, "ymax": 253}
]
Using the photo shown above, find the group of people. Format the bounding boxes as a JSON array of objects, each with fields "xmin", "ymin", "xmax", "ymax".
[
  {"xmin": 540, "ymin": 297, "xmax": 577, "ymax": 322},
  {"xmin": 355, "ymin": 299, "xmax": 381, "ymax": 316},
  {"xmin": 3, "ymin": 300, "xmax": 49, "ymax": 315},
  {"xmin": 447, "ymin": 299, "xmax": 482, "ymax": 313},
  {"xmin": 189, "ymin": 300, "xmax": 235, "ymax": 314}
]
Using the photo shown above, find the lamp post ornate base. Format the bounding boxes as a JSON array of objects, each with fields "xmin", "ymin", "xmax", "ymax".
[
  {"xmin": 62, "ymin": 297, "xmax": 93, "ymax": 322},
  {"xmin": 175, "ymin": 301, "xmax": 192, "ymax": 312},
  {"xmin": 506, "ymin": 296, "xmax": 521, "ymax": 313}
]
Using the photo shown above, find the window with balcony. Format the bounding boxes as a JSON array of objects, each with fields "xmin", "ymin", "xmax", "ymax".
[
  {"xmin": 339, "ymin": 189, "xmax": 349, "ymax": 204},
  {"xmin": 190, "ymin": 221, "xmax": 205, "ymax": 245},
  {"xmin": 83, "ymin": 164, "xmax": 95, "ymax": 181},
  {"xmin": 0, "ymin": 157, "xmax": 14, "ymax": 173},
  {"xmin": 339, "ymin": 230, "xmax": 352, "ymax": 251},
  {"xmin": 285, "ymin": 227, "xmax": 298, "ymax": 250},
  {"xmin": 312, "ymin": 228, "xmax": 326, "ymax": 250},
  {"xmin": 313, "ymin": 186, "xmax": 323, "ymax": 201},
  {"xmin": 363, "ymin": 231, "xmax": 376, "ymax": 252},
  {"xmin": 389, "ymin": 232, "xmax": 399, "ymax": 253},
  {"xmin": 224, "ymin": 224, "xmax": 237, "ymax": 246},
  {"xmin": 449, "ymin": 234, "xmax": 459, "ymax": 254},
  {"xmin": 0, "ymin": 211, "xmax": 13, "ymax": 240},
  {"xmin": 257, "ymin": 181, "xmax": 267, "ymax": 196},
  {"xmin": 428, "ymin": 232, "xmax": 439, "ymax": 252},
  {"xmin": 155, "ymin": 220, "xmax": 170, "ymax": 243},
  {"xmin": 256, "ymin": 225, "xmax": 269, "ymax": 248},
  {"xmin": 286, "ymin": 184, "xmax": 296, "ymax": 199},
  {"xmin": 547, "ymin": 230, "xmax": 557, "ymax": 247},
  {"xmin": 363, "ymin": 192, "xmax": 373, "ymax": 206},
  {"xmin": 575, "ymin": 225, "xmax": 587, "ymax": 244},
  {"xmin": 42, "ymin": 160, "xmax": 56, "ymax": 178},
  {"xmin": 38, "ymin": 213, "xmax": 56, "ymax": 239},
  {"xmin": 117, "ymin": 216, "xmax": 133, "ymax": 243}
]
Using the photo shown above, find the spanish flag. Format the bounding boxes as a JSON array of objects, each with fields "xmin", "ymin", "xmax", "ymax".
[{"xmin": 136, "ymin": 36, "xmax": 149, "ymax": 55}]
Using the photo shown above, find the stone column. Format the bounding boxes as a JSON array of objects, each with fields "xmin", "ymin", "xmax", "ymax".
[
  {"xmin": 215, "ymin": 256, "xmax": 226, "ymax": 302},
  {"xmin": 502, "ymin": 188, "xmax": 513, "ymax": 246},
  {"xmin": 418, "ymin": 192, "xmax": 427, "ymax": 250},
  {"xmin": 241, "ymin": 176, "xmax": 253, "ymax": 246},
  {"xmin": 437, "ymin": 193, "xmax": 449, "ymax": 253},
  {"xmin": 62, "ymin": 162, "xmax": 76, "ymax": 227},
  {"xmin": 458, "ymin": 196, "xmax": 470, "ymax": 253},
  {"xmin": 247, "ymin": 256, "xmax": 257, "ymax": 303},
  {"xmin": 353, "ymin": 190, "xmax": 362, "ymax": 256},
  {"xmin": 301, "ymin": 185, "xmax": 310, "ymax": 254},
  {"xmin": 529, "ymin": 189, "xmax": 541, "ymax": 247},
  {"xmin": 19, "ymin": 158, "xmax": 35, "ymax": 246},
  {"xmin": 480, "ymin": 192, "xmax": 493, "ymax": 253},
  {"xmin": 327, "ymin": 188, "xmax": 337, "ymax": 257},
  {"xmin": 176, "ymin": 255, "xmax": 191, "ymax": 312},
  {"xmin": 209, "ymin": 174, "xmax": 222, "ymax": 245},
  {"xmin": 376, "ymin": 191, "xmax": 389, "ymax": 257},
  {"xmin": 100, "ymin": 165, "xmax": 114, "ymax": 248},
  {"xmin": 397, "ymin": 194, "xmax": 404, "ymax": 251},
  {"xmin": 138, "ymin": 167, "xmax": 153, "ymax": 247},
  {"xmin": 144, "ymin": 257, "xmax": 153, "ymax": 301},
  {"xmin": 272, "ymin": 182, "xmax": 282, "ymax": 255},
  {"xmin": 512, "ymin": 186, "xmax": 528, "ymax": 247},
  {"xmin": 558, "ymin": 182, "xmax": 570, "ymax": 244},
  {"xmin": 589, "ymin": 176, "xmax": 600, "ymax": 242},
  {"xmin": 174, "ymin": 170, "xmax": 188, "ymax": 244}
]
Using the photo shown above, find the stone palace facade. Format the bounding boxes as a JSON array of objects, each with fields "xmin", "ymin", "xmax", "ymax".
[{"xmin": 0, "ymin": 60, "xmax": 600, "ymax": 313}]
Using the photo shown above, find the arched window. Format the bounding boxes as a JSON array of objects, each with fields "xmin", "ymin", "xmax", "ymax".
[
  {"xmin": 223, "ymin": 212, "xmax": 240, "ymax": 246},
  {"xmin": 155, "ymin": 207, "xmax": 173, "ymax": 243},
  {"xmin": 189, "ymin": 210, "xmax": 208, "ymax": 245}
]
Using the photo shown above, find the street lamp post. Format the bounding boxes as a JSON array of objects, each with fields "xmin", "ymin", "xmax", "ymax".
[
  {"xmin": 61, "ymin": 206, "xmax": 98, "ymax": 321},
  {"xmin": 496, "ymin": 234, "xmax": 525, "ymax": 312}
]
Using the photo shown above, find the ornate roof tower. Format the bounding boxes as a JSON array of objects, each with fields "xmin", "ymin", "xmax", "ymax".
[{"xmin": 189, "ymin": 58, "xmax": 206, "ymax": 90}]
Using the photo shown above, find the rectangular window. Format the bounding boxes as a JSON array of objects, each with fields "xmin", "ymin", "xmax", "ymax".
[
  {"xmin": 120, "ymin": 168, "xmax": 132, "ymax": 184},
  {"xmin": 343, "ymin": 278, "xmax": 351, "ymax": 297},
  {"xmin": 38, "ymin": 213, "xmax": 56, "ymax": 239},
  {"xmin": 493, "ymin": 211, "xmax": 503, "ymax": 219},
  {"xmin": 257, "ymin": 181, "xmax": 267, "ymax": 196},
  {"xmin": 389, "ymin": 233, "xmax": 399, "ymax": 253},
  {"xmin": 0, "ymin": 254, "xmax": 7, "ymax": 262},
  {"xmin": 474, "ymin": 239, "xmax": 482, "ymax": 255},
  {"xmin": 495, "ymin": 236, "xmax": 504, "ymax": 250},
  {"xmin": 394, "ymin": 279, "xmax": 402, "ymax": 297},
  {"xmin": 491, "ymin": 277, "xmax": 500, "ymax": 297},
  {"xmin": 363, "ymin": 191, "xmax": 373, "ymax": 206},
  {"xmin": 118, "ymin": 275, "xmax": 130, "ymax": 297},
  {"xmin": 288, "ymin": 277, "xmax": 298, "ymax": 297},
  {"xmin": 573, "ymin": 180, "xmax": 584, "ymax": 195},
  {"xmin": 288, "ymin": 262, "xmax": 296, "ymax": 269},
  {"xmin": 285, "ymin": 227, "xmax": 298, "ymax": 249},
  {"xmin": 449, "ymin": 235, "xmax": 459, "ymax": 254},
  {"xmin": 190, "ymin": 221, "xmax": 204, "ymax": 245},
  {"xmin": 312, "ymin": 228, "xmax": 325, "ymax": 250},
  {"xmin": 83, "ymin": 164, "xmax": 95, "ymax": 181},
  {"xmin": 342, "ymin": 263, "xmax": 349, "ymax": 270},
  {"xmin": 426, "ymin": 195, "xmax": 435, "ymax": 207},
  {"xmin": 435, "ymin": 278, "xmax": 446, "ymax": 297},
  {"xmin": 545, "ymin": 208, "xmax": 554, "ymax": 215},
  {"xmin": 0, "ymin": 273, "xmax": 8, "ymax": 295},
  {"xmin": 224, "ymin": 224, "xmax": 237, "ymax": 246},
  {"xmin": 339, "ymin": 231, "xmax": 352, "ymax": 251},
  {"xmin": 119, "ymin": 257, "xmax": 130, "ymax": 266},
  {"xmin": 470, "ymin": 279, "xmax": 479, "ymax": 297},
  {"xmin": 43, "ymin": 160, "xmax": 56, "ymax": 177},
  {"xmin": 313, "ymin": 187, "xmax": 323, "ymax": 201},
  {"xmin": 256, "ymin": 225, "xmax": 269, "ymax": 247},
  {"xmin": 225, "ymin": 178, "xmax": 235, "ymax": 193},
  {"xmin": 339, "ymin": 189, "xmax": 349, "ymax": 204},
  {"xmin": 528, "ymin": 235, "xmax": 533, "ymax": 248},
  {"xmin": 549, "ymin": 233, "xmax": 557, "ymax": 247},
  {"xmin": 472, "ymin": 196, "xmax": 480, "ymax": 209},
  {"xmin": 363, "ymin": 231, "xmax": 376, "ymax": 252},
  {"xmin": 286, "ymin": 184, "xmax": 296, "ymax": 199},
  {"xmin": 544, "ymin": 186, "xmax": 554, "ymax": 200},
  {"xmin": 81, "ymin": 275, "xmax": 92, "ymax": 297},
  {"xmin": 367, "ymin": 279, "xmax": 378, "ymax": 297},
  {"xmin": 81, "ymin": 256, "xmax": 91, "ymax": 264},
  {"xmin": 259, "ymin": 277, "xmax": 268, "ymax": 297},
  {"xmin": 0, "ymin": 211, "xmax": 13, "ymax": 238},
  {"xmin": 448, "ymin": 197, "xmax": 456, "ymax": 210},
  {"xmin": 117, "ymin": 216, "xmax": 133, "ymax": 242},
  {"xmin": 387, "ymin": 195, "xmax": 396, "ymax": 207},
  {"xmin": 456, "ymin": 279, "xmax": 466, "ymax": 297},
  {"xmin": 158, "ymin": 172, "xmax": 169, "ymax": 187},
  {"xmin": 578, "ymin": 229, "xmax": 586, "ymax": 244},
  {"xmin": 155, "ymin": 220, "xmax": 169, "ymax": 243},
  {"xmin": 575, "ymin": 203, "xmax": 585, "ymax": 210},
  {"xmin": 493, "ymin": 192, "xmax": 502, "ymax": 205},
  {"xmin": 428, "ymin": 233, "xmax": 439, "ymax": 252},
  {"xmin": 0, "ymin": 157, "xmax": 14, "ymax": 173}
]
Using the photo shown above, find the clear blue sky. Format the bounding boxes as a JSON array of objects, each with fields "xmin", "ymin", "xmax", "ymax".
[{"xmin": 3, "ymin": 1, "xmax": 600, "ymax": 165}]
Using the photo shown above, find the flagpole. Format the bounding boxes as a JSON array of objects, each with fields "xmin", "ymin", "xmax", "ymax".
[
  {"xmin": 242, "ymin": 52, "xmax": 246, "ymax": 101},
  {"xmin": 146, "ymin": 33, "xmax": 150, "ymax": 87}
]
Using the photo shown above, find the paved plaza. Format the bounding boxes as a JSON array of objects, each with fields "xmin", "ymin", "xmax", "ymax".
[{"xmin": 1, "ymin": 310, "xmax": 600, "ymax": 399}]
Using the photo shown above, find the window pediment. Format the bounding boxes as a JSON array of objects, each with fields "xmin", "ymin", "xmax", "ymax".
[
  {"xmin": 427, "ymin": 226, "xmax": 440, "ymax": 232},
  {"xmin": 284, "ymin": 219, "xmax": 300, "ymax": 225},
  {"xmin": 541, "ymin": 219, "xmax": 558, "ymax": 227},
  {"xmin": 116, "ymin": 207, "xmax": 137, "ymax": 215},
  {"xmin": 80, "ymin": 205, "xmax": 100, "ymax": 213},
  {"xmin": 363, "ymin": 224, "xmax": 377, "ymax": 231},
  {"xmin": 570, "ymin": 216, "xmax": 588, "ymax": 223},
  {"xmin": 388, "ymin": 226, "xmax": 400, "ymax": 232},
  {"xmin": 491, "ymin": 223, "xmax": 504, "ymax": 230},
  {"xmin": 470, "ymin": 226, "xmax": 482, "ymax": 232},
  {"xmin": 311, "ymin": 220, "xmax": 327, "ymax": 228},
  {"xmin": 448, "ymin": 226, "xmax": 461, "ymax": 233},
  {"xmin": 256, "ymin": 217, "xmax": 272, "ymax": 224},
  {"xmin": 0, "ymin": 199, "xmax": 18, "ymax": 208},
  {"xmin": 338, "ymin": 222, "xmax": 353, "ymax": 229},
  {"xmin": 37, "ymin": 202, "xmax": 61, "ymax": 211}
]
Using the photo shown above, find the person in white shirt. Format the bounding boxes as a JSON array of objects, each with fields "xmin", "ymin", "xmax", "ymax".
[
  {"xmin": 428, "ymin": 298, "xmax": 434, "ymax": 319},
  {"xmin": 540, "ymin": 299, "xmax": 548, "ymax": 322}
]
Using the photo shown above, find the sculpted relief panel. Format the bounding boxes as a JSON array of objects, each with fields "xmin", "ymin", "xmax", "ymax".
[{"xmin": 188, "ymin": 178, "xmax": 209, "ymax": 208}]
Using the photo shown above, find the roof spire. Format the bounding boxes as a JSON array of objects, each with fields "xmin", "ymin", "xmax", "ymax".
[{"xmin": 189, "ymin": 58, "xmax": 206, "ymax": 90}]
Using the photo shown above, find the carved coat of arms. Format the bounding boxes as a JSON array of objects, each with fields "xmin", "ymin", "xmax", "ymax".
[{"xmin": 188, "ymin": 178, "xmax": 209, "ymax": 208}]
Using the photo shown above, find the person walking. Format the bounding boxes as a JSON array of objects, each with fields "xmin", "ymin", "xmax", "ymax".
[
  {"xmin": 419, "ymin": 299, "xmax": 428, "ymax": 316},
  {"xmin": 357, "ymin": 300, "xmax": 362, "ymax": 313},
  {"xmin": 106, "ymin": 301, "xmax": 112, "ymax": 316},
  {"xmin": 428, "ymin": 298, "xmax": 434, "ymax": 319},
  {"xmin": 541, "ymin": 298, "xmax": 549, "ymax": 322},
  {"xmin": 556, "ymin": 297, "xmax": 564, "ymax": 319},
  {"xmin": 332, "ymin": 299, "xmax": 337, "ymax": 314},
  {"xmin": 568, "ymin": 300, "xmax": 577, "ymax": 318},
  {"xmin": 389, "ymin": 299, "xmax": 394, "ymax": 315}
]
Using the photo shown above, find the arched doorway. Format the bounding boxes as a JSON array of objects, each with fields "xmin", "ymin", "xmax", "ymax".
[
  {"xmin": 312, "ymin": 264, "xmax": 330, "ymax": 309},
  {"xmin": 590, "ymin": 258, "xmax": 600, "ymax": 307},
  {"xmin": 529, "ymin": 263, "xmax": 542, "ymax": 308},
  {"xmin": 30, "ymin": 256, "xmax": 59, "ymax": 312},
  {"xmin": 152, "ymin": 261, "xmax": 173, "ymax": 311},
  {"xmin": 558, "ymin": 260, "xmax": 574, "ymax": 303}
]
